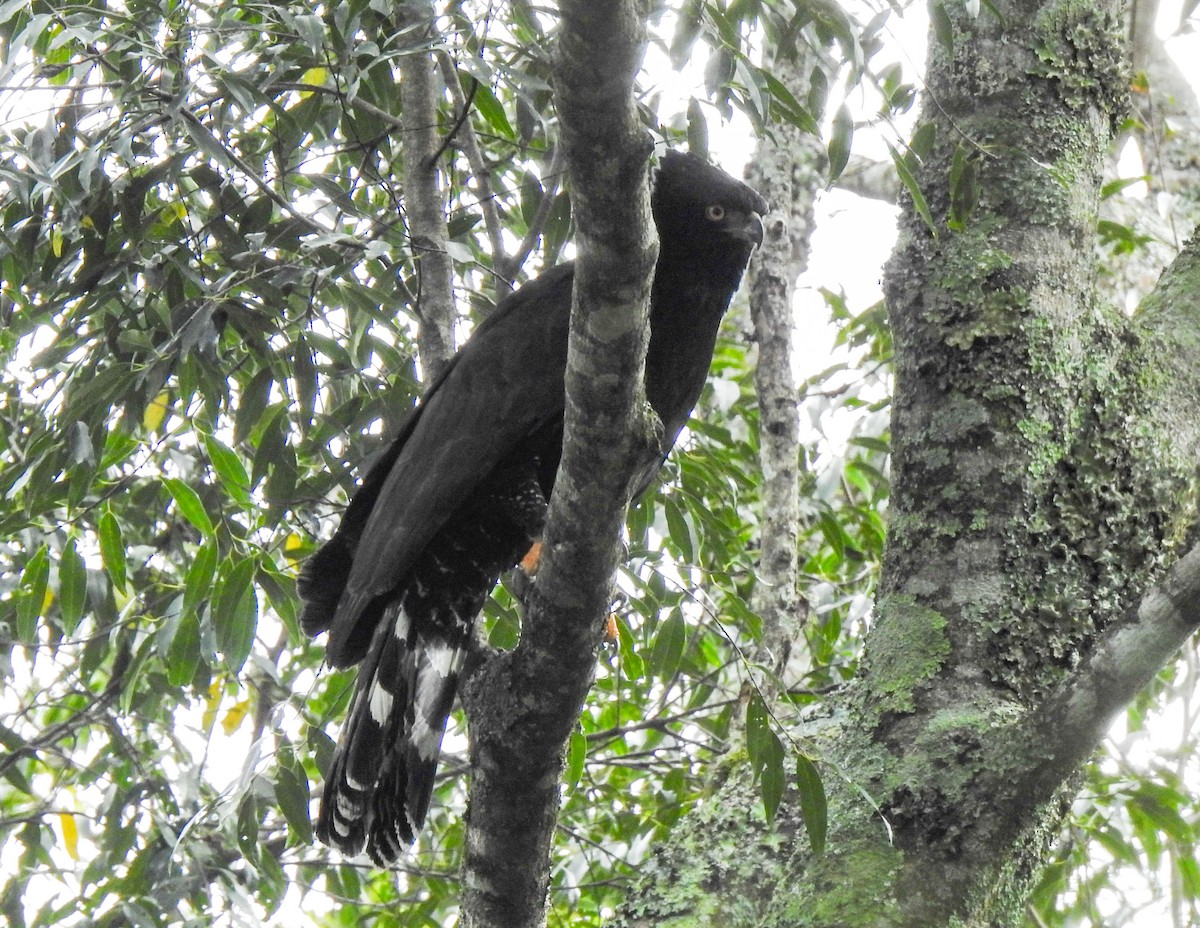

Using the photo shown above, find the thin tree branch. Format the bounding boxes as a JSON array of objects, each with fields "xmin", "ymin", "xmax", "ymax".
[
  {"xmin": 744, "ymin": 41, "xmax": 824, "ymax": 685},
  {"xmin": 434, "ymin": 51, "xmax": 510, "ymax": 274},
  {"xmin": 1024, "ymin": 539, "xmax": 1200, "ymax": 798},
  {"xmin": 397, "ymin": 2, "xmax": 457, "ymax": 377},
  {"xmin": 427, "ymin": 70, "xmax": 479, "ymax": 168},
  {"xmin": 1135, "ymin": 234, "xmax": 1200, "ymax": 470},
  {"xmin": 276, "ymin": 80, "xmax": 406, "ymax": 131},
  {"xmin": 836, "ymin": 152, "xmax": 900, "ymax": 203},
  {"xmin": 497, "ymin": 146, "xmax": 568, "ymax": 286}
]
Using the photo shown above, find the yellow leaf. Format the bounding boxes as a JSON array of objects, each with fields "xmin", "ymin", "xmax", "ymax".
[
  {"xmin": 202, "ymin": 681, "xmax": 222, "ymax": 733},
  {"xmin": 51, "ymin": 229, "xmax": 64, "ymax": 257},
  {"xmin": 80, "ymin": 215, "xmax": 95, "ymax": 231},
  {"xmin": 298, "ymin": 67, "xmax": 328, "ymax": 99},
  {"xmin": 300, "ymin": 66, "xmax": 327, "ymax": 87},
  {"xmin": 42, "ymin": 586, "xmax": 55, "ymax": 614},
  {"xmin": 221, "ymin": 699, "xmax": 251, "ymax": 736},
  {"xmin": 143, "ymin": 389, "xmax": 171, "ymax": 432},
  {"xmin": 284, "ymin": 533, "xmax": 304, "ymax": 568},
  {"xmin": 170, "ymin": 201, "xmax": 188, "ymax": 222},
  {"xmin": 59, "ymin": 813, "xmax": 79, "ymax": 860}
]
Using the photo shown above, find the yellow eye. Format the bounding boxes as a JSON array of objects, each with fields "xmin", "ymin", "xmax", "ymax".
[{"xmin": 706, "ymin": 204, "xmax": 726, "ymax": 221}]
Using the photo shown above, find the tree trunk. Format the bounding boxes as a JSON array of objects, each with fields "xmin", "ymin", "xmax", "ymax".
[
  {"xmin": 615, "ymin": 1, "xmax": 1200, "ymax": 925},
  {"xmin": 457, "ymin": 4, "xmax": 657, "ymax": 927},
  {"xmin": 743, "ymin": 39, "xmax": 825, "ymax": 681}
]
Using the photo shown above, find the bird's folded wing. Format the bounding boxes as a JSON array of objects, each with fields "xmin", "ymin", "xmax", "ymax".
[{"xmin": 325, "ymin": 263, "xmax": 575, "ymax": 665}]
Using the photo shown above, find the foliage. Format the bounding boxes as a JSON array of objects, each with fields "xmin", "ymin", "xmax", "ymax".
[
  {"xmin": 3, "ymin": 0, "xmax": 1196, "ymax": 926},
  {"xmin": 0, "ymin": 0, "xmax": 899, "ymax": 925}
]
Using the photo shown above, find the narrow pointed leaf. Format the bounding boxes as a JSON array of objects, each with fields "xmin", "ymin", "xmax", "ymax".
[
  {"xmin": 796, "ymin": 753, "xmax": 828, "ymax": 855},
  {"xmin": 98, "ymin": 508, "xmax": 126, "ymax": 593},
  {"xmin": 165, "ymin": 478, "xmax": 214, "ymax": 537}
]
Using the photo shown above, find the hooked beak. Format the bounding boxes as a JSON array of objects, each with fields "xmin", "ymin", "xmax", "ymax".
[{"xmin": 729, "ymin": 210, "xmax": 766, "ymax": 248}]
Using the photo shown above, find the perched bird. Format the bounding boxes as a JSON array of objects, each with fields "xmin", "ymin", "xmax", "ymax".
[{"xmin": 300, "ymin": 150, "xmax": 767, "ymax": 863}]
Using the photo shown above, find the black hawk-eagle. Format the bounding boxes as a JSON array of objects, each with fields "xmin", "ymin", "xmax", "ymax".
[{"xmin": 300, "ymin": 150, "xmax": 767, "ymax": 862}]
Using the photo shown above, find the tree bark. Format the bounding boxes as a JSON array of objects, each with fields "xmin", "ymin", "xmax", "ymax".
[
  {"xmin": 398, "ymin": 1, "xmax": 457, "ymax": 377},
  {"xmin": 616, "ymin": 1, "xmax": 1200, "ymax": 924},
  {"xmin": 744, "ymin": 43, "xmax": 826, "ymax": 681},
  {"xmin": 611, "ymin": 34, "xmax": 827, "ymax": 927},
  {"xmin": 457, "ymin": 4, "xmax": 656, "ymax": 927}
]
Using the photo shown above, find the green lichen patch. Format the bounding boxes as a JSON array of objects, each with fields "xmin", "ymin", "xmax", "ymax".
[
  {"xmin": 996, "ymin": 302, "xmax": 1188, "ymax": 697},
  {"xmin": 1030, "ymin": 0, "xmax": 1128, "ymax": 118},
  {"xmin": 613, "ymin": 760, "xmax": 792, "ymax": 927},
  {"xmin": 930, "ymin": 225, "xmax": 1024, "ymax": 349},
  {"xmin": 773, "ymin": 841, "xmax": 905, "ymax": 927},
  {"xmin": 863, "ymin": 597, "xmax": 952, "ymax": 715}
]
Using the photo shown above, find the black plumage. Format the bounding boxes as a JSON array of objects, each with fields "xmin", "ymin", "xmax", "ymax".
[{"xmin": 300, "ymin": 150, "xmax": 767, "ymax": 862}]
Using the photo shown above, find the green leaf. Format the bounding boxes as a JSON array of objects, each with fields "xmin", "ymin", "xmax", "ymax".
[
  {"xmin": 164, "ymin": 477, "xmax": 215, "ymax": 537},
  {"xmin": 168, "ymin": 610, "xmax": 202, "ymax": 687},
  {"xmin": 471, "ymin": 82, "xmax": 515, "ymax": 139},
  {"xmin": 649, "ymin": 609, "xmax": 687, "ymax": 681},
  {"xmin": 746, "ymin": 691, "xmax": 785, "ymax": 822},
  {"xmin": 827, "ymin": 103, "xmax": 853, "ymax": 182},
  {"xmin": 204, "ymin": 433, "xmax": 252, "ymax": 508},
  {"xmin": 1179, "ymin": 853, "xmax": 1200, "ymax": 900},
  {"xmin": 760, "ymin": 71, "xmax": 819, "ymax": 134},
  {"xmin": 183, "ymin": 539, "xmax": 219, "ymax": 620},
  {"xmin": 888, "ymin": 141, "xmax": 936, "ymax": 236},
  {"xmin": 565, "ymin": 729, "xmax": 587, "ymax": 791},
  {"xmin": 237, "ymin": 793, "xmax": 261, "ymax": 860},
  {"xmin": 238, "ymin": 196, "xmax": 274, "ymax": 236},
  {"xmin": 293, "ymin": 336, "xmax": 316, "ymax": 433},
  {"xmin": 909, "ymin": 121, "xmax": 936, "ymax": 162},
  {"xmin": 215, "ymin": 557, "xmax": 258, "ymax": 672},
  {"xmin": 58, "ymin": 538, "xmax": 87, "ymax": 634},
  {"xmin": 614, "ymin": 616, "xmax": 644, "ymax": 681},
  {"xmin": 274, "ymin": 763, "xmax": 313, "ymax": 844},
  {"xmin": 849, "ymin": 436, "xmax": 891, "ymax": 453},
  {"xmin": 97, "ymin": 508, "xmax": 126, "ymax": 593},
  {"xmin": 1097, "ymin": 219, "xmax": 1154, "ymax": 256},
  {"xmin": 796, "ymin": 753, "xmax": 828, "ymax": 855},
  {"xmin": 292, "ymin": 12, "xmax": 326, "ymax": 54},
  {"xmin": 234, "ymin": 368, "xmax": 274, "ymax": 445},
  {"xmin": 257, "ymin": 567, "xmax": 300, "ymax": 640},
  {"xmin": 807, "ymin": 64, "xmax": 829, "ymax": 120},
  {"xmin": 664, "ymin": 497, "xmax": 695, "ymax": 561},
  {"xmin": 182, "ymin": 117, "xmax": 236, "ymax": 169},
  {"xmin": 948, "ymin": 144, "xmax": 979, "ymax": 229},
  {"xmin": 760, "ymin": 743, "xmax": 785, "ymax": 822},
  {"xmin": 308, "ymin": 726, "xmax": 337, "ymax": 779},
  {"xmin": 1100, "ymin": 176, "xmax": 1149, "ymax": 199},
  {"xmin": 16, "ymin": 545, "xmax": 50, "ymax": 642},
  {"xmin": 979, "ymin": 0, "xmax": 1008, "ymax": 26},
  {"xmin": 1131, "ymin": 786, "xmax": 1192, "ymax": 843},
  {"xmin": 931, "ymin": 2, "xmax": 954, "ymax": 56},
  {"xmin": 252, "ymin": 405, "xmax": 288, "ymax": 490},
  {"xmin": 809, "ymin": 0, "xmax": 865, "ymax": 76}
]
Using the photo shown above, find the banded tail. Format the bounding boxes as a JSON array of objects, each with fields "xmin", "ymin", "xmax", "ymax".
[
  {"xmin": 317, "ymin": 587, "xmax": 471, "ymax": 862},
  {"xmin": 312, "ymin": 464, "xmax": 550, "ymax": 861}
]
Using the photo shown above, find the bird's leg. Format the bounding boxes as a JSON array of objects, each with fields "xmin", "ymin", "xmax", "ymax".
[{"xmin": 519, "ymin": 540, "xmax": 543, "ymax": 576}]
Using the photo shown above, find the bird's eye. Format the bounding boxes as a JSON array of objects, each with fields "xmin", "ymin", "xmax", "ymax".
[{"xmin": 705, "ymin": 204, "xmax": 726, "ymax": 222}]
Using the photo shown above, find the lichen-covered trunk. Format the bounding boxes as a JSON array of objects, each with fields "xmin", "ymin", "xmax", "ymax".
[
  {"xmin": 615, "ymin": 2, "xmax": 1200, "ymax": 926},
  {"xmin": 867, "ymin": 0, "xmax": 1159, "ymax": 919}
]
